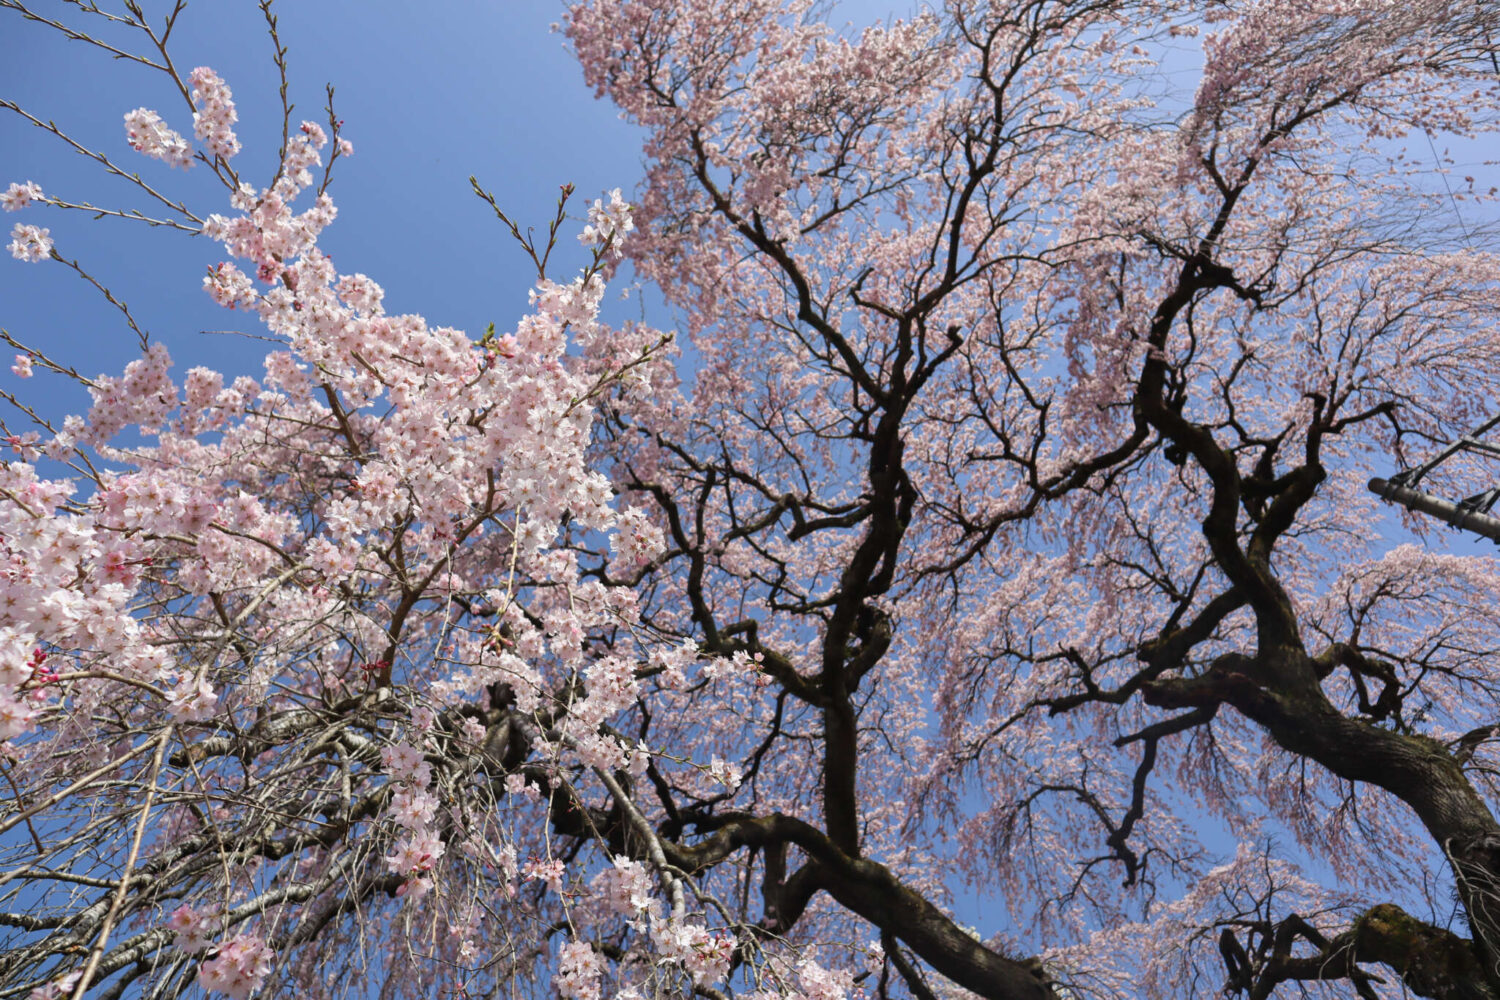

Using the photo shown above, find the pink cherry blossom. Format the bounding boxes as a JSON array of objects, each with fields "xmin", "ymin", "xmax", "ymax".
[
  {"xmin": 123, "ymin": 108, "xmax": 193, "ymax": 168},
  {"xmin": 384, "ymin": 830, "xmax": 445, "ymax": 876},
  {"xmin": 380, "ymin": 743, "xmax": 427, "ymax": 782},
  {"xmin": 195, "ymin": 934, "xmax": 273, "ymax": 1000},
  {"xmin": 522, "ymin": 857, "xmax": 566, "ymax": 891},
  {"xmin": 189, "ymin": 66, "xmax": 241, "ymax": 160},
  {"xmin": 167, "ymin": 903, "xmax": 216, "ymax": 954},
  {"xmin": 0, "ymin": 181, "xmax": 42, "ymax": 212},
  {"xmin": 26, "ymin": 972, "xmax": 80, "ymax": 1000},
  {"xmin": 556, "ymin": 941, "xmax": 601, "ymax": 1000},
  {"xmin": 7, "ymin": 223, "xmax": 51, "ymax": 262},
  {"xmin": 166, "ymin": 677, "xmax": 218, "ymax": 721}
]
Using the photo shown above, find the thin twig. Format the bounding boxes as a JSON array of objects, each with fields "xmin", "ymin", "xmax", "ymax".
[
  {"xmin": 0, "ymin": 100, "xmax": 203, "ymax": 224},
  {"xmin": 48, "ymin": 251, "xmax": 152, "ymax": 350},
  {"xmin": 0, "ymin": 0, "xmax": 166, "ymax": 70},
  {"xmin": 69, "ymin": 726, "xmax": 173, "ymax": 999}
]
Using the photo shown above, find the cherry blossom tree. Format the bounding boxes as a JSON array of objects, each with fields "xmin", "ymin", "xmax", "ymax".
[{"xmin": 3, "ymin": 1, "xmax": 1500, "ymax": 999}]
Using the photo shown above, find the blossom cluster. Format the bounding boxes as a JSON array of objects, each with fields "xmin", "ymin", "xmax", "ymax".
[
  {"xmin": 556, "ymin": 940, "xmax": 602, "ymax": 1000},
  {"xmin": 706, "ymin": 755, "xmax": 742, "ymax": 791},
  {"xmin": 189, "ymin": 66, "xmax": 241, "ymax": 160},
  {"xmin": 124, "ymin": 107, "xmax": 193, "ymax": 168},
  {"xmin": 608, "ymin": 504, "xmax": 665, "ymax": 572},
  {"xmin": 167, "ymin": 905, "xmax": 274, "ymax": 999},
  {"xmin": 381, "ymin": 742, "xmax": 444, "ymax": 897},
  {"xmin": 0, "ymin": 462, "xmax": 168, "ymax": 748},
  {"xmin": 166, "ymin": 903, "xmax": 216, "ymax": 954},
  {"xmin": 7, "ymin": 224, "xmax": 52, "ymax": 263},
  {"xmin": 0, "ymin": 643, "xmax": 40, "ymax": 743},
  {"xmin": 578, "ymin": 187, "xmax": 634, "ymax": 258},
  {"xmin": 166, "ymin": 675, "xmax": 219, "ymax": 720},
  {"xmin": 648, "ymin": 915, "xmax": 735, "ymax": 986},
  {"xmin": 1, "ymin": 181, "xmax": 42, "ymax": 212},
  {"xmin": 196, "ymin": 934, "xmax": 274, "ymax": 1000},
  {"xmin": 590, "ymin": 855, "xmax": 655, "ymax": 921},
  {"xmin": 791, "ymin": 960, "xmax": 855, "ymax": 1000}
]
